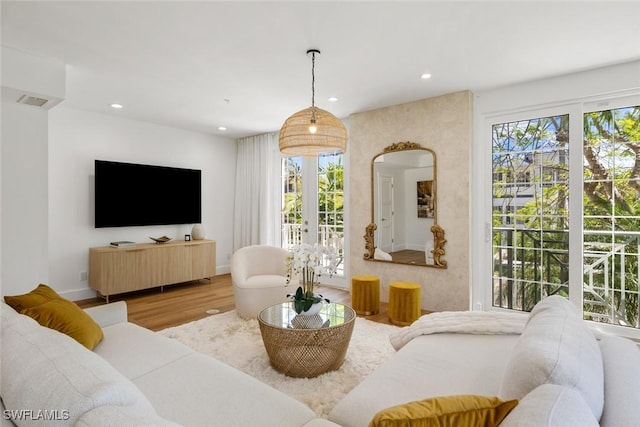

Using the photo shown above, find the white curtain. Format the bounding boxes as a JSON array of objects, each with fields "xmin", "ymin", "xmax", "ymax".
[{"xmin": 233, "ymin": 132, "xmax": 281, "ymax": 251}]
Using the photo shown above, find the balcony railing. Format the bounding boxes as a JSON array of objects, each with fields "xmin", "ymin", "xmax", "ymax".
[
  {"xmin": 583, "ymin": 231, "xmax": 640, "ymax": 328},
  {"xmin": 281, "ymin": 223, "xmax": 344, "ymax": 276},
  {"xmin": 493, "ymin": 227, "xmax": 640, "ymax": 329}
]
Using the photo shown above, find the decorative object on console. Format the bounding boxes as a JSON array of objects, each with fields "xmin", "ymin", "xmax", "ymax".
[
  {"xmin": 191, "ymin": 223, "xmax": 205, "ymax": 240},
  {"xmin": 279, "ymin": 49, "xmax": 347, "ymax": 156},
  {"xmin": 149, "ymin": 235, "xmax": 171, "ymax": 244},
  {"xmin": 285, "ymin": 243, "xmax": 338, "ymax": 314},
  {"xmin": 110, "ymin": 240, "xmax": 136, "ymax": 248}
]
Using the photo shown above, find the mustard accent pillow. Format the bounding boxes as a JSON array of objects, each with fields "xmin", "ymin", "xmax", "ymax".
[
  {"xmin": 21, "ymin": 299, "xmax": 104, "ymax": 350},
  {"xmin": 369, "ymin": 395, "xmax": 518, "ymax": 427},
  {"xmin": 4, "ymin": 283, "xmax": 62, "ymax": 312}
]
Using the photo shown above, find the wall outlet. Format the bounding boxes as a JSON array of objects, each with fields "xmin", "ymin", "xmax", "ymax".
[{"xmin": 80, "ymin": 271, "xmax": 88, "ymax": 281}]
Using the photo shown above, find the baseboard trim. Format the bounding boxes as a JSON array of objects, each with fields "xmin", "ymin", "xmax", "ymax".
[{"xmin": 61, "ymin": 287, "xmax": 98, "ymax": 302}]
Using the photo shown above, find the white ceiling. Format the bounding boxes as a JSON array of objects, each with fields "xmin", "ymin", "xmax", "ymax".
[{"xmin": 2, "ymin": 1, "xmax": 640, "ymax": 139}]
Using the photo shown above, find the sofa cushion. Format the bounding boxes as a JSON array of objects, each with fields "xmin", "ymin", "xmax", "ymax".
[
  {"xmin": 94, "ymin": 322, "xmax": 192, "ymax": 380},
  {"xmin": 1, "ymin": 303, "xmax": 158, "ymax": 426},
  {"xmin": 133, "ymin": 352, "xmax": 317, "ymax": 427},
  {"xmin": 369, "ymin": 395, "xmax": 518, "ymax": 427},
  {"xmin": 598, "ymin": 335, "xmax": 640, "ymax": 427},
  {"xmin": 4, "ymin": 283, "xmax": 61, "ymax": 312},
  {"xmin": 498, "ymin": 296, "xmax": 604, "ymax": 420},
  {"xmin": 75, "ymin": 405, "xmax": 180, "ymax": 427},
  {"xmin": 329, "ymin": 333, "xmax": 520, "ymax": 427},
  {"xmin": 21, "ymin": 298, "xmax": 104, "ymax": 349},
  {"xmin": 500, "ymin": 384, "xmax": 599, "ymax": 427}
]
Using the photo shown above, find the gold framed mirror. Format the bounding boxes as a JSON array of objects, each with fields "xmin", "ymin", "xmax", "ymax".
[{"xmin": 364, "ymin": 141, "xmax": 447, "ymax": 268}]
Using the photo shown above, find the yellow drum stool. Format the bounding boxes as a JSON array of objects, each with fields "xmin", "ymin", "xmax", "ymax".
[
  {"xmin": 388, "ymin": 281, "xmax": 421, "ymax": 326},
  {"xmin": 351, "ymin": 275, "xmax": 380, "ymax": 315}
]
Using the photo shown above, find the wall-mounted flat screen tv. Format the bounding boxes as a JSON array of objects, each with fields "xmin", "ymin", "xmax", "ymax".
[{"xmin": 95, "ymin": 160, "xmax": 201, "ymax": 228}]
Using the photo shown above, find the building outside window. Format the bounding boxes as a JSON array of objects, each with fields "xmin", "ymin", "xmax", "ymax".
[{"xmin": 490, "ymin": 99, "xmax": 640, "ymax": 332}]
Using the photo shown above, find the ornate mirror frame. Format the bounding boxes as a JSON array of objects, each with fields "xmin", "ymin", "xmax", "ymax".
[{"xmin": 363, "ymin": 141, "xmax": 447, "ymax": 268}]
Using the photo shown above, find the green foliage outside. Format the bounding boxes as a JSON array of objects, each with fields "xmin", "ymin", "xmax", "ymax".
[
  {"xmin": 492, "ymin": 105, "xmax": 640, "ymax": 328},
  {"xmin": 282, "ymin": 155, "xmax": 344, "ymax": 259},
  {"xmin": 282, "ymin": 156, "xmax": 344, "ymax": 227}
]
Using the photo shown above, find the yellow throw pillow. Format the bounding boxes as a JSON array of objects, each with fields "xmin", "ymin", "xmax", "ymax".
[
  {"xmin": 4, "ymin": 283, "xmax": 62, "ymax": 312},
  {"xmin": 21, "ymin": 299, "xmax": 104, "ymax": 350},
  {"xmin": 369, "ymin": 395, "xmax": 518, "ymax": 427}
]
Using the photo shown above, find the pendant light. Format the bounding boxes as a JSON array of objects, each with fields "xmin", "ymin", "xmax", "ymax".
[{"xmin": 279, "ymin": 49, "xmax": 347, "ymax": 156}]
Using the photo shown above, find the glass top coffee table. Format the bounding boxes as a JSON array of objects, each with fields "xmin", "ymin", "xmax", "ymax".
[{"xmin": 258, "ymin": 302, "xmax": 356, "ymax": 378}]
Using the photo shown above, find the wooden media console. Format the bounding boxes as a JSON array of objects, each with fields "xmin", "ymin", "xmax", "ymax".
[{"xmin": 89, "ymin": 239, "xmax": 216, "ymax": 302}]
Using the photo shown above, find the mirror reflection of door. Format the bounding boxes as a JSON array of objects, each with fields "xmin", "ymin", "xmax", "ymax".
[{"xmin": 377, "ymin": 174, "xmax": 394, "ymax": 252}]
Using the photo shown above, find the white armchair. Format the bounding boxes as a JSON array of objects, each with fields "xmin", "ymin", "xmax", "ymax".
[{"xmin": 231, "ymin": 245, "xmax": 290, "ymax": 319}]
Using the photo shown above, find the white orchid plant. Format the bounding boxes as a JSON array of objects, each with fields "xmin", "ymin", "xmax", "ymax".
[{"xmin": 286, "ymin": 243, "xmax": 339, "ymax": 314}]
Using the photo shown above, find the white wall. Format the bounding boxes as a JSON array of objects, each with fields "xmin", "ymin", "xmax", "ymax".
[
  {"xmin": 1, "ymin": 102, "xmax": 50, "ymax": 296},
  {"xmin": 1, "ymin": 47, "xmax": 65, "ymax": 297},
  {"xmin": 48, "ymin": 106, "xmax": 236, "ymax": 300}
]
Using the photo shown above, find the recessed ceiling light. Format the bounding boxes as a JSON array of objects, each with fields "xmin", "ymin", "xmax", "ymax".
[
  {"xmin": 420, "ymin": 73, "xmax": 432, "ymax": 80},
  {"xmin": 217, "ymin": 126, "xmax": 227, "ymax": 131},
  {"xmin": 110, "ymin": 103, "xmax": 124, "ymax": 109},
  {"xmin": 328, "ymin": 97, "xmax": 338, "ymax": 102}
]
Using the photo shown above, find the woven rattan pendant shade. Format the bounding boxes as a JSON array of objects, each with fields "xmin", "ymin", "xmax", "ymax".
[
  {"xmin": 279, "ymin": 49, "xmax": 347, "ymax": 156},
  {"xmin": 279, "ymin": 106, "xmax": 347, "ymax": 156}
]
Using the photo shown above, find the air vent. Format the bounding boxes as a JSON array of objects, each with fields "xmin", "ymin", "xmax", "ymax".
[{"xmin": 16, "ymin": 94, "xmax": 49, "ymax": 107}]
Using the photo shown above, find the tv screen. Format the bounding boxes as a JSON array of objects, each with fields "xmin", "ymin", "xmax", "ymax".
[{"xmin": 95, "ymin": 160, "xmax": 201, "ymax": 228}]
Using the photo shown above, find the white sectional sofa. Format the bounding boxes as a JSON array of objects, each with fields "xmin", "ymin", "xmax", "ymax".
[
  {"xmin": 328, "ymin": 296, "xmax": 640, "ymax": 427},
  {"xmin": 3, "ymin": 292, "xmax": 639, "ymax": 427},
  {"xmin": 1, "ymin": 301, "xmax": 338, "ymax": 427}
]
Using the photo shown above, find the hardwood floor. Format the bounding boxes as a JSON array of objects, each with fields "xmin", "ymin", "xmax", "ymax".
[
  {"xmin": 76, "ymin": 274, "xmax": 426, "ymax": 331},
  {"xmin": 389, "ymin": 249, "xmax": 428, "ymax": 265}
]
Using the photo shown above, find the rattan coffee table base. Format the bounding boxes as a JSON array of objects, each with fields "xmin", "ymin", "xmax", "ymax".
[
  {"xmin": 258, "ymin": 303, "xmax": 356, "ymax": 378},
  {"xmin": 270, "ymin": 345, "xmax": 342, "ymax": 378}
]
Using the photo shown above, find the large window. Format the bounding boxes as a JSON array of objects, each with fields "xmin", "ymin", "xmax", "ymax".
[{"xmin": 490, "ymin": 99, "xmax": 640, "ymax": 332}]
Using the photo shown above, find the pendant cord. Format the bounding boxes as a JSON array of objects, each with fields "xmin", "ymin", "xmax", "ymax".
[{"xmin": 311, "ymin": 51, "xmax": 316, "ymax": 109}]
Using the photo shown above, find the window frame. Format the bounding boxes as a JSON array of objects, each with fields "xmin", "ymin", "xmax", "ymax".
[{"xmin": 474, "ymin": 94, "xmax": 640, "ymax": 340}]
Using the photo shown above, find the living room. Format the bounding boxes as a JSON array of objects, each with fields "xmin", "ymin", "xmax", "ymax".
[
  {"xmin": 2, "ymin": 2, "xmax": 640, "ymax": 425},
  {"xmin": 2, "ymin": 1, "xmax": 638, "ymax": 315}
]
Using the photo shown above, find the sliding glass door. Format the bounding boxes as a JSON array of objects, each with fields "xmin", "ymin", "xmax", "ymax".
[{"xmin": 487, "ymin": 96, "xmax": 640, "ymax": 336}]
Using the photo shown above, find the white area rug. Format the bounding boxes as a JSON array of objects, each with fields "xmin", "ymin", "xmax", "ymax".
[{"xmin": 158, "ymin": 310, "xmax": 399, "ymax": 417}]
